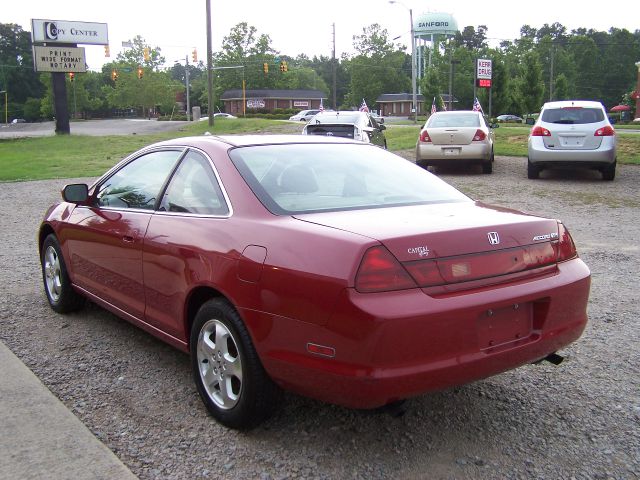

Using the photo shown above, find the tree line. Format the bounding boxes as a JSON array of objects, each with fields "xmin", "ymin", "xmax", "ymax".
[{"xmin": 0, "ymin": 20, "xmax": 638, "ymax": 122}]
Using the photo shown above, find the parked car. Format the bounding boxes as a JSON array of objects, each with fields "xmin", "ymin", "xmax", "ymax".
[
  {"xmin": 302, "ymin": 111, "xmax": 387, "ymax": 148},
  {"xmin": 497, "ymin": 114, "xmax": 523, "ymax": 123},
  {"xmin": 416, "ymin": 110, "xmax": 495, "ymax": 174},
  {"xmin": 213, "ymin": 112, "xmax": 237, "ymax": 119},
  {"xmin": 527, "ymin": 100, "xmax": 617, "ymax": 180},
  {"xmin": 11, "ymin": 118, "xmax": 26, "ymax": 124},
  {"xmin": 40, "ymin": 135, "xmax": 590, "ymax": 429},
  {"xmin": 289, "ymin": 109, "xmax": 321, "ymax": 122}
]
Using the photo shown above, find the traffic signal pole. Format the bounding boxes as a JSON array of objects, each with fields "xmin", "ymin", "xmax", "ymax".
[{"xmin": 185, "ymin": 55, "xmax": 191, "ymax": 121}]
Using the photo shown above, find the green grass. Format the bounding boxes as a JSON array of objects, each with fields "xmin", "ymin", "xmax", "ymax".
[{"xmin": 1, "ymin": 118, "xmax": 638, "ymax": 182}]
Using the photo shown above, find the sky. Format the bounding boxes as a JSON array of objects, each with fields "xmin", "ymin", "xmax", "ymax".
[{"xmin": 5, "ymin": 0, "xmax": 638, "ymax": 71}]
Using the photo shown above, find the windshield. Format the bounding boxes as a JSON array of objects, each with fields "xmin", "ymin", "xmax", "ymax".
[
  {"xmin": 229, "ymin": 143, "xmax": 470, "ymax": 215},
  {"xmin": 541, "ymin": 107, "xmax": 604, "ymax": 124},
  {"xmin": 312, "ymin": 114, "xmax": 360, "ymax": 124}
]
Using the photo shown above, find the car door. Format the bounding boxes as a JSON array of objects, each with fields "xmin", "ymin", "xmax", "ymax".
[
  {"xmin": 143, "ymin": 149, "xmax": 232, "ymax": 340},
  {"xmin": 64, "ymin": 149, "xmax": 183, "ymax": 319}
]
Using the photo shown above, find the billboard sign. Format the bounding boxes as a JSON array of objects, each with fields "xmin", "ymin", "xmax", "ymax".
[
  {"xmin": 33, "ymin": 46, "xmax": 86, "ymax": 72},
  {"xmin": 476, "ymin": 58, "xmax": 492, "ymax": 88},
  {"xmin": 31, "ymin": 19, "xmax": 108, "ymax": 45}
]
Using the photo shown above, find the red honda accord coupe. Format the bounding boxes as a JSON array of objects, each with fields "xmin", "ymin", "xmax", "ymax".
[{"xmin": 39, "ymin": 135, "xmax": 591, "ymax": 429}]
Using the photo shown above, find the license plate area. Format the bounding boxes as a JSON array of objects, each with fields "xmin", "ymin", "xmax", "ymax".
[
  {"xmin": 443, "ymin": 148, "xmax": 460, "ymax": 155},
  {"xmin": 560, "ymin": 135, "xmax": 585, "ymax": 147},
  {"xmin": 477, "ymin": 303, "xmax": 533, "ymax": 350}
]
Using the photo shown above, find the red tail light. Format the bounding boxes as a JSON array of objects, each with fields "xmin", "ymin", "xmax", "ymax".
[
  {"xmin": 531, "ymin": 126, "xmax": 551, "ymax": 136},
  {"xmin": 556, "ymin": 223, "xmax": 578, "ymax": 262},
  {"xmin": 594, "ymin": 125, "xmax": 615, "ymax": 136},
  {"xmin": 355, "ymin": 246, "xmax": 417, "ymax": 293},
  {"xmin": 419, "ymin": 130, "xmax": 432, "ymax": 143},
  {"xmin": 472, "ymin": 129, "xmax": 486, "ymax": 141}
]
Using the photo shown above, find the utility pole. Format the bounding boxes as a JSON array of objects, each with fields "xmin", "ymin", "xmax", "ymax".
[
  {"xmin": 332, "ymin": 23, "xmax": 337, "ymax": 110},
  {"xmin": 185, "ymin": 55, "xmax": 191, "ymax": 121},
  {"xmin": 206, "ymin": 0, "xmax": 214, "ymax": 126},
  {"xmin": 549, "ymin": 46, "xmax": 555, "ymax": 101}
]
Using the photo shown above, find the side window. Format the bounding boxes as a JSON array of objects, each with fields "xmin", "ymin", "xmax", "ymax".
[
  {"xmin": 96, "ymin": 150, "xmax": 181, "ymax": 209},
  {"xmin": 160, "ymin": 150, "xmax": 229, "ymax": 215}
]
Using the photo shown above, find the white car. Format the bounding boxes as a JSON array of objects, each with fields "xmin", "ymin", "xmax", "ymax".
[
  {"xmin": 527, "ymin": 100, "xmax": 616, "ymax": 180},
  {"xmin": 289, "ymin": 109, "xmax": 321, "ymax": 122}
]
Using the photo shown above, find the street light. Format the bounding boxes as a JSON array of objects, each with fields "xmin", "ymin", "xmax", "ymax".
[
  {"xmin": 389, "ymin": 0, "xmax": 418, "ymax": 124},
  {"xmin": 0, "ymin": 90, "xmax": 7, "ymax": 126}
]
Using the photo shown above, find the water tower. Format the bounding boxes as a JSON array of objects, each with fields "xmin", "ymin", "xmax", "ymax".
[{"xmin": 414, "ymin": 12, "xmax": 459, "ymax": 81}]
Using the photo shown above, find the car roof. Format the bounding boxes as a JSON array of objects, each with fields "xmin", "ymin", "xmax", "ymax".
[
  {"xmin": 153, "ymin": 134, "xmax": 363, "ymax": 149},
  {"xmin": 542, "ymin": 100, "xmax": 604, "ymax": 109}
]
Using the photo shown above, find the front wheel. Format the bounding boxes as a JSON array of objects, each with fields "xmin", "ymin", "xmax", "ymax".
[
  {"xmin": 41, "ymin": 234, "xmax": 84, "ymax": 313},
  {"xmin": 190, "ymin": 298, "xmax": 281, "ymax": 430}
]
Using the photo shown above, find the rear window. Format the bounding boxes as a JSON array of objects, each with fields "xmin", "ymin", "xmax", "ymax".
[
  {"xmin": 427, "ymin": 113, "xmax": 480, "ymax": 128},
  {"xmin": 305, "ymin": 124, "xmax": 355, "ymax": 139},
  {"xmin": 541, "ymin": 107, "xmax": 604, "ymax": 124},
  {"xmin": 229, "ymin": 143, "xmax": 470, "ymax": 215}
]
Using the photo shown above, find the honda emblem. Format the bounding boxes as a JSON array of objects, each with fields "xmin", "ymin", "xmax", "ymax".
[{"xmin": 487, "ymin": 232, "xmax": 500, "ymax": 245}]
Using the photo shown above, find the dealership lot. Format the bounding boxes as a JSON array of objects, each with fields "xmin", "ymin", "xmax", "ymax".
[{"xmin": 1, "ymin": 156, "xmax": 638, "ymax": 479}]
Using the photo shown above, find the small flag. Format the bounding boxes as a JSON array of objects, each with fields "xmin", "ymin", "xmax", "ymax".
[
  {"xmin": 473, "ymin": 97, "xmax": 483, "ymax": 113},
  {"xmin": 319, "ymin": 98, "xmax": 324, "ymax": 112},
  {"xmin": 359, "ymin": 99, "xmax": 369, "ymax": 112},
  {"xmin": 440, "ymin": 95, "xmax": 447, "ymax": 111},
  {"xmin": 430, "ymin": 97, "xmax": 437, "ymax": 115}
]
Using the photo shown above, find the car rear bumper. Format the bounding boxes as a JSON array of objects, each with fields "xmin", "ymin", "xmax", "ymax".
[
  {"xmin": 252, "ymin": 258, "xmax": 591, "ymax": 409},
  {"xmin": 416, "ymin": 142, "xmax": 492, "ymax": 165},
  {"xmin": 528, "ymin": 137, "xmax": 616, "ymax": 166}
]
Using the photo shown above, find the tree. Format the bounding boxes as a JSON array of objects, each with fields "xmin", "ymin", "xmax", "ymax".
[
  {"xmin": 518, "ymin": 51, "xmax": 544, "ymax": 114},
  {"xmin": 455, "ymin": 25, "xmax": 488, "ymax": 50},
  {"xmin": 117, "ymin": 35, "xmax": 165, "ymax": 69},
  {"xmin": 554, "ymin": 73, "xmax": 569, "ymax": 101}
]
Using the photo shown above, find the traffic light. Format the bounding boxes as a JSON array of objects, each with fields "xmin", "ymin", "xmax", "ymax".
[
  {"xmin": 143, "ymin": 48, "xmax": 150, "ymax": 62},
  {"xmin": 111, "ymin": 69, "xmax": 118, "ymax": 82},
  {"xmin": 137, "ymin": 67, "xmax": 143, "ymax": 79},
  {"xmin": 192, "ymin": 49, "xmax": 198, "ymax": 63},
  {"xmin": 280, "ymin": 60, "xmax": 288, "ymax": 73},
  {"xmin": 69, "ymin": 72, "xmax": 75, "ymax": 82},
  {"xmin": 104, "ymin": 45, "xmax": 110, "ymax": 57},
  {"xmin": 263, "ymin": 62, "xmax": 269, "ymax": 75}
]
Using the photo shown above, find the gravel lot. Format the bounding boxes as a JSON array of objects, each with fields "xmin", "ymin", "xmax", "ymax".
[{"xmin": 1, "ymin": 153, "xmax": 639, "ymax": 480}]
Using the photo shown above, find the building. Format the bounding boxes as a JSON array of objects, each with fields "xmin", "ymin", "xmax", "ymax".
[
  {"xmin": 376, "ymin": 93, "xmax": 457, "ymax": 117},
  {"xmin": 220, "ymin": 89, "xmax": 326, "ymax": 115}
]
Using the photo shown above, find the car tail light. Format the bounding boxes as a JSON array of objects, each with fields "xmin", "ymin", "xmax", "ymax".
[
  {"xmin": 531, "ymin": 126, "xmax": 551, "ymax": 136},
  {"xmin": 355, "ymin": 246, "xmax": 417, "ymax": 293},
  {"xmin": 555, "ymin": 223, "xmax": 578, "ymax": 262},
  {"xmin": 472, "ymin": 129, "xmax": 486, "ymax": 141},
  {"xmin": 419, "ymin": 130, "xmax": 432, "ymax": 143},
  {"xmin": 594, "ymin": 125, "xmax": 615, "ymax": 136}
]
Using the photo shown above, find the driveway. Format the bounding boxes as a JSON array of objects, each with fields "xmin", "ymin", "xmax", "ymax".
[{"xmin": 0, "ymin": 119, "xmax": 189, "ymax": 138}]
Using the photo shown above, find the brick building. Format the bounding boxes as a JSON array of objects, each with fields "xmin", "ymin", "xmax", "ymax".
[{"xmin": 220, "ymin": 89, "xmax": 326, "ymax": 114}]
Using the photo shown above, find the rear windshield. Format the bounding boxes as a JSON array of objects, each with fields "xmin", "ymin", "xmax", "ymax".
[
  {"xmin": 313, "ymin": 114, "xmax": 360, "ymax": 124},
  {"xmin": 305, "ymin": 124, "xmax": 355, "ymax": 139},
  {"xmin": 541, "ymin": 107, "xmax": 604, "ymax": 124},
  {"xmin": 229, "ymin": 143, "xmax": 470, "ymax": 215},
  {"xmin": 427, "ymin": 113, "xmax": 480, "ymax": 128}
]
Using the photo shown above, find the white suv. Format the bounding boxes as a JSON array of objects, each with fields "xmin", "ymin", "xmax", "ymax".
[{"xmin": 527, "ymin": 100, "xmax": 617, "ymax": 180}]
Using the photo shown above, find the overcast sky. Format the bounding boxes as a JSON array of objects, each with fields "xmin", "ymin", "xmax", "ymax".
[{"xmin": 5, "ymin": 0, "xmax": 637, "ymax": 71}]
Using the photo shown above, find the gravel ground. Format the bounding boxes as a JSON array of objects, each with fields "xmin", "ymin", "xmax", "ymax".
[{"xmin": 1, "ymin": 154, "xmax": 639, "ymax": 480}]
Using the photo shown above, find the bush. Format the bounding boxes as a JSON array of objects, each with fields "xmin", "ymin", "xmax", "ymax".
[{"xmin": 23, "ymin": 98, "xmax": 42, "ymax": 122}]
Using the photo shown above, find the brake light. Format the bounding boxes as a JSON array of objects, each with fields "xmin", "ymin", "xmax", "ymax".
[
  {"xmin": 531, "ymin": 126, "xmax": 551, "ymax": 136},
  {"xmin": 472, "ymin": 129, "xmax": 486, "ymax": 141},
  {"xmin": 594, "ymin": 125, "xmax": 615, "ymax": 136},
  {"xmin": 419, "ymin": 130, "xmax": 432, "ymax": 143},
  {"xmin": 355, "ymin": 246, "xmax": 417, "ymax": 293},
  {"xmin": 556, "ymin": 223, "xmax": 577, "ymax": 262}
]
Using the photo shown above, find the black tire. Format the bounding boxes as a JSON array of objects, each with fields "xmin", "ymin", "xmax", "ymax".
[
  {"xmin": 527, "ymin": 159, "xmax": 540, "ymax": 179},
  {"xmin": 190, "ymin": 298, "xmax": 281, "ymax": 430},
  {"xmin": 482, "ymin": 161, "xmax": 493, "ymax": 174},
  {"xmin": 602, "ymin": 160, "xmax": 616, "ymax": 181},
  {"xmin": 41, "ymin": 234, "xmax": 85, "ymax": 313}
]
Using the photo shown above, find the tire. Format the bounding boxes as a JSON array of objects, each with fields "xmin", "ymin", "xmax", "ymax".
[
  {"xmin": 41, "ymin": 234, "xmax": 85, "ymax": 313},
  {"xmin": 190, "ymin": 298, "xmax": 281, "ymax": 430},
  {"xmin": 527, "ymin": 159, "xmax": 540, "ymax": 179},
  {"xmin": 602, "ymin": 160, "xmax": 616, "ymax": 181},
  {"xmin": 482, "ymin": 161, "xmax": 493, "ymax": 174}
]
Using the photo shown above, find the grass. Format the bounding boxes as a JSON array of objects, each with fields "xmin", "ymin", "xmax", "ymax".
[{"xmin": 1, "ymin": 118, "xmax": 638, "ymax": 181}]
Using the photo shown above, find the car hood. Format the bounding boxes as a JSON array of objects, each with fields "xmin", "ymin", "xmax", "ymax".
[{"xmin": 292, "ymin": 201, "xmax": 558, "ymax": 261}]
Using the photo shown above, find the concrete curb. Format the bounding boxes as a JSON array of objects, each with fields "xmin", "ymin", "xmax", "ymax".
[{"xmin": 0, "ymin": 341, "xmax": 137, "ymax": 479}]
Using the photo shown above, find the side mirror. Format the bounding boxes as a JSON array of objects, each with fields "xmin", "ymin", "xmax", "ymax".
[
  {"xmin": 379, "ymin": 124, "xmax": 386, "ymax": 131},
  {"xmin": 62, "ymin": 183, "xmax": 89, "ymax": 203},
  {"xmin": 525, "ymin": 117, "xmax": 535, "ymax": 125},
  {"xmin": 491, "ymin": 123, "xmax": 499, "ymax": 129}
]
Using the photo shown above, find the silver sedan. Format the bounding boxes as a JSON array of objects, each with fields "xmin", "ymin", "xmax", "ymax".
[{"xmin": 416, "ymin": 111, "xmax": 495, "ymax": 174}]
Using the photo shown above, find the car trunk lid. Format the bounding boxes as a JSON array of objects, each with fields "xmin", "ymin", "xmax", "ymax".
[{"xmin": 427, "ymin": 127, "xmax": 477, "ymax": 146}]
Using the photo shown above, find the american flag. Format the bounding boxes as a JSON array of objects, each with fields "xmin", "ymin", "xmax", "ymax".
[
  {"xmin": 473, "ymin": 97, "xmax": 483, "ymax": 113},
  {"xmin": 359, "ymin": 99, "xmax": 369, "ymax": 112},
  {"xmin": 319, "ymin": 98, "xmax": 324, "ymax": 112},
  {"xmin": 430, "ymin": 97, "xmax": 437, "ymax": 115}
]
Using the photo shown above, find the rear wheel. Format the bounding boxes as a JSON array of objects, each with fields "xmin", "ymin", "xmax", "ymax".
[
  {"xmin": 527, "ymin": 159, "xmax": 540, "ymax": 179},
  {"xmin": 191, "ymin": 298, "xmax": 281, "ymax": 430},
  {"xmin": 41, "ymin": 234, "xmax": 84, "ymax": 313},
  {"xmin": 482, "ymin": 161, "xmax": 493, "ymax": 174},
  {"xmin": 601, "ymin": 160, "xmax": 616, "ymax": 181}
]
